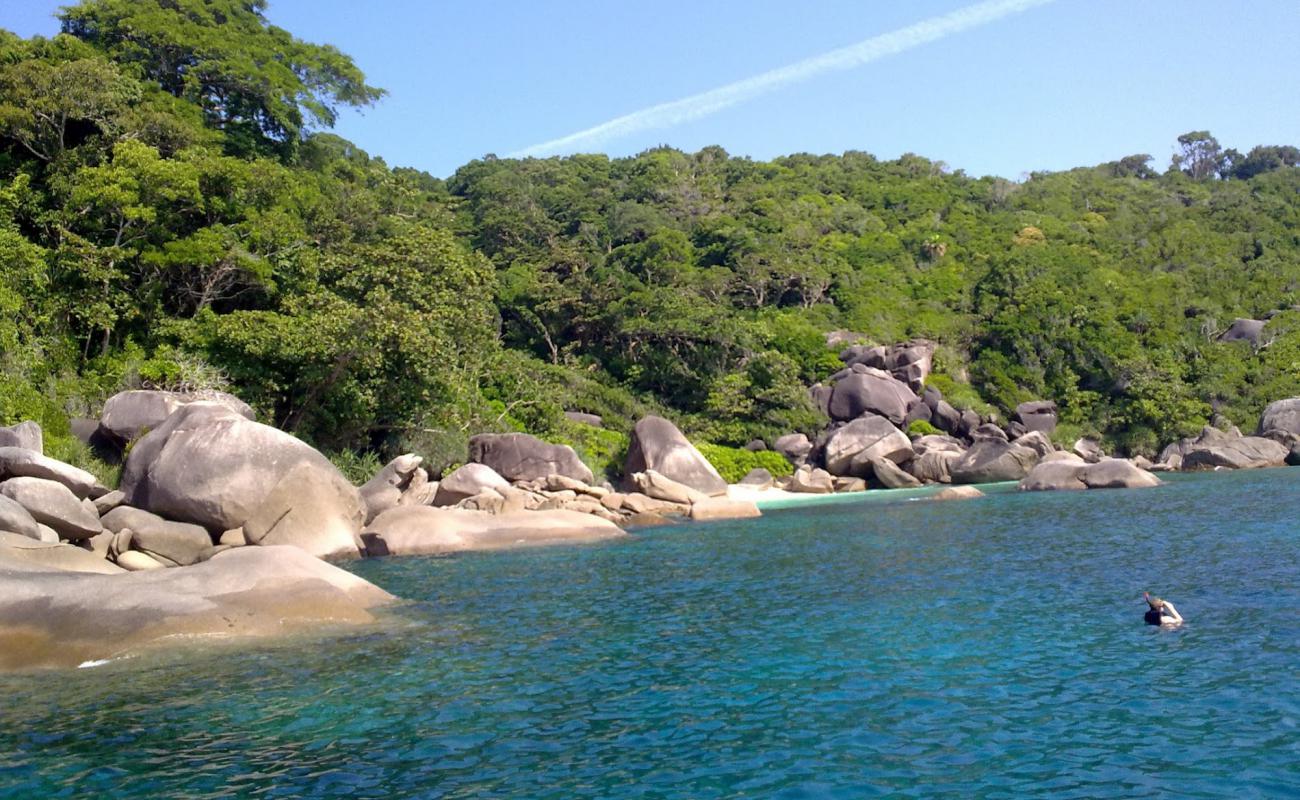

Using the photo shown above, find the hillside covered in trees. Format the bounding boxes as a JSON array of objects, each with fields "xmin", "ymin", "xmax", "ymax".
[{"xmin": 3, "ymin": 0, "xmax": 1299, "ymax": 478}]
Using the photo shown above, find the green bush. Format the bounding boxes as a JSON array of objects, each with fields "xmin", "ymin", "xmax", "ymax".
[
  {"xmin": 327, "ymin": 449, "xmax": 383, "ymax": 486},
  {"xmin": 696, "ymin": 442, "xmax": 794, "ymax": 484},
  {"xmin": 550, "ymin": 421, "xmax": 629, "ymax": 483},
  {"xmin": 907, "ymin": 419, "xmax": 941, "ymax": 437}
]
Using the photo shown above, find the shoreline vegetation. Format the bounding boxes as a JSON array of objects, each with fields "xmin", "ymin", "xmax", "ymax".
[{"xmin": 2, "ymin": 1, "xmax": 1300, "ymax": 668}]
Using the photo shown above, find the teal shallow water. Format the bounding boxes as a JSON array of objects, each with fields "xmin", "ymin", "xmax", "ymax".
[{"xmin": 1, "ymin": 469, "xmax": 1298, "ymax": 798}]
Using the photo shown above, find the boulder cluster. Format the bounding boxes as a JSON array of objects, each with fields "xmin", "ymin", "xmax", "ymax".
[{"xmin": 758, "ymin": 338, "xmax": 1300, "ymax": 495}]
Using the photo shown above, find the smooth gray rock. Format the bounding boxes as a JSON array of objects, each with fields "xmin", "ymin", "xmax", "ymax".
[
  {"xmin": 739, "ymin": 468, "xmax": 774, "ymax": 488},
  {"xmin": 0, "ymin": 494, "xmax": 41, "ymax": 540},
  {"xmin": 0, "ymin": 546, "xmax": 393, "ymax": 670},
  {"xmin": 0, "ymin": 447, "xmax": 101, "ymax": 499},
  {"xmin": 92, "ymin": 490, "xmax": 125, "ymax": 515},
  {"xmin": 1080, "ymin": 459, "xmax": 1162, "ymax": 489},
  {"xmin": 956, "ymin": 409, "xmax": 981, "ymax": 438},
  {"xmin": 433, "ymin": 463, "xmax": 511, "ymax": 507},
  {"xmin": 950, "ymin": 440, "xmax": 1040, "ymax": 484},
  {"xmin": 1218, "ymin": 317, "xmax": 1266, "ymax": 345},
  {"xmin": 971, "ymin": 423, "xmax": 1009, "ymax": 442},
  {"xmin": 99, "ymin": 389, "xmax": 255, "ymax": 446},
  {"xmin": 1019, "ymin": 460, "xmax": 1088, "ymax": 491},
  {"xmin": 564, "ymin": 411, "xmax": 603, "ymax": 427},
  {"xmin": 0, "ymin": 421, "xmax": 42, "ymax": 453},
  {"xmin": 744, "ymin": 439, "xmax": 767, "ymax": 452},
  {"xmin": 824, "ymin": 416, "xmax": 912, "ymax": 476},
  {"xmin": 930, "ymin": 400, "xmax": 961, "ymax": 433},
  {"xmin": 120, "ymin": 403, "xmax": 362, "ymax": 545},
  {"xmin": 1181, "ymin": 436, "xmax": 1289, "ymax": 470},
  {"xmin": 1012, "ymin": 431, "xmax": 1054, "ymax": 459},
  {"xmin": 0, "ymin": 477, "xmax": 101, "ymax": 540},
  {"xmin": 632, "ymin": 470, "xmax": 710, "ymax": 505},
  {"xmin": 360, "ymin": 454, "xmax": 424, "ymax": 524},
  {"xmin": 869, "ymin": 457, "xmax": 922, "ymax": 489},
  {"xmin": 1288, "ymin": 443, "xmax": 1300, "ymax": 467},
  {"xmin": 624, "ymin": 416, "xmax": 727, "ymax": 496},
  {"xmin": 1258, "ymin": 398, "xmax": 1300, "ymax": 437},
  {"xmin": 100, "ymin": 505, "xmax": 214, "ymax": 566},
  {"xmin": 241, "ymin": 461, "xmax": 365, "ymax": 559},
  {"xmin": 785, "ymin": 466, "xmax": 835, "ymax": 494},
  {"xmin": 907, "ymin": 450, "xmax": 960, "ymax": 484},
  {"xmin": 912, "ymin": 435, "xmax": 966, "ymax": 456},
  {"xmin": 362, "ymin": 507, "xmax": 625, "ymax": 557},
  {"xmin": 1073, "ymin": 438, "xmax": 1105, "ymax": 463},
  {"xmin": 773, "ymin": 433, "xmax": 813, "ymax": 466},
  {"xmin": 0, "ymin": 531, "xmax": 121, "ymax": 574},
  {"xmin": 1014, "ymin": 401, "xmax": 1058, "ymax": 435},
  {"xmin": 469, "ymin": 433, "xmax": 593, "ymax": 484},
  {"xmin": 827, "ymin": 370, "xmax": 919, "ymax": 425}
]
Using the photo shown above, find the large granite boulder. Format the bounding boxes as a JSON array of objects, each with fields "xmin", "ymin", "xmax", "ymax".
[
  {"xmin": 1013, "ymin": 401, "xmax": 1058, "ymax": 435},
  {"xmin": 930, "ymin": 400, "xmax": 962, "ymax": 433},
  {"xmin": 0, "ymin": 545, "xmax": 393, "ymax": 670},
  {"xmin": 360, "ymin": 454, "xmax": 425, "ymax": 524},
  {"xmin": 469, "ymin": 432, "xmax": 593, "ymax": 484},
  {"xmin": 1073, "ymin": 438, "xmax": 1105, "ymax": 463},
  {"xmin": 868, "ymin": 457, "xmax": 922, "ymax": 489},
  {"xmin": 785, "ymin": 466, "xmax": 835, "ymax": 494},
  {"xmin": 361, "ymin": 507, "xmax": 625, "ymax": 557},
  {"xmin": 907, "ymin": 450, "xmax": 961, "ymax": 484},
  {"xmin": 1019, "ymin": 460, "xmax": 1088, "ymax": 491},
  {"xmin": 949, "ymin": 440, "xmax": 1040, "ymax": 484},
  {"xmin": 689, "ymin": 497, "xmax": 762, "ymax": 521},
  {"xmin": 0, "ymin": 494, "xmax": 41, "ymax": 540},
  {"xmin": 1218, "ymin": 318, "xmax": 1266, "ymax": 345},
  {"xmin": 0, "ymin": 421, "xmax": 42, "ymax": 453},
  {"xmin": 1020, "ymin": 458, "xmax": 1161, "ymax": 491},
  {"xmin": 632, "ymin": 470, "xmax": 710, "ymax": 505},
  {"xmin": 119, "ymin": 403, "xmax": 363, "ymax": 557},
  {"xmin": 433, "ymin": 463, "xmax": 511, "ymax": 507},
  {"xmin": 0, "ymin": 447, "xmax": 102, "ymax": 499},
  {"xmin": 1080, "ymin": 459, "xmax": 1162, "ymax": 489},
  {"xmin": 1181, "ymin": 436, "xmax": 1289, "ymax": 470},
  {"xmin": 1012, "ymin": 431, "xmax": 1054, "ymax": 459},
  {"xmin": 240, "ymin": 461, "xmax": 364, "ymax": 559},
  {"xmin": 0, "ymin": 477, "xmax": 101, "ymax": 540},
  {"xmin": 624, "ymin": 416, "xmax": 726, "ymax": 496},
  {"xmin": 827, "ymin": 370, "xmax": 919, "ymax": 425},
  {"xmin": 564, "ymin": 411, "xmax": 603, "ymax": 427},
  {"xmin": 100, "ymin": 505, "xmax": 213, "ymax": 566},
  {"xmin": 0, "ymin": 531, "xmax": 122, "ymax": 574},
  {"xmin": 773, "ymin": 433, "xmax": 813, "ymax": 466},
  {"xmin": 1258, "ymin": 398, "xmax": 1300, "ymax": 437},
  {"xmin": 98, "ymin": 389, "xmax": 255, "ymax": 446},
  {"xmin": 823, "ymin": 416, "xmax": 912, "ymax": 476}
]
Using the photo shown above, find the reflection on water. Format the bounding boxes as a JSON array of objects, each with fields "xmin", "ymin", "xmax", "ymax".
[{"xmin": 1, "ymin": 469, "xmax": 1298, "ymax": 798}]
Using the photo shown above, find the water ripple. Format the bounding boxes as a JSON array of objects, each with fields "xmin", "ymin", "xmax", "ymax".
[{"xmin": 1, "ymin": 469, "xmax": 1298, "ymax": 798}]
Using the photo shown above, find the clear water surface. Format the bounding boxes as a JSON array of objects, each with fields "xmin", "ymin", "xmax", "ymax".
[{"xmin": 1, "ymin": 469, "xmax": 1297, "ymax": 799}]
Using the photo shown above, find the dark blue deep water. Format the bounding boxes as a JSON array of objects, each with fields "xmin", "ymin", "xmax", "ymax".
[{"xmin": 2, "ymin": 469, "xmax": 1298, "ymax": 798}]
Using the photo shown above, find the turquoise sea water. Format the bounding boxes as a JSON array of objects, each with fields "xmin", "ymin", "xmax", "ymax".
[{"xmin": 1, "ymin": 469, "xmax": 1298, "ymax": 798}]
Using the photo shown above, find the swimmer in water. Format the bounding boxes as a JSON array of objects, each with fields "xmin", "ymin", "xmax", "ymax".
[{"xmin": 1143, "ymin": 592, "xmax": 1183, "ymax": 626}]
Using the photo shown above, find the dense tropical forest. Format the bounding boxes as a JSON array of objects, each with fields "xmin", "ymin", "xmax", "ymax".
[{"xmin": 3, "ymin": 0, "xmax": 1299, "ymax": 480}]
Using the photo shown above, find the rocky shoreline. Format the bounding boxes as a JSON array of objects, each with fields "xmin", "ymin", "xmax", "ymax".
[{"xmin": 1, "ymin": 368, "xmax": 1298, "ymax": 670}]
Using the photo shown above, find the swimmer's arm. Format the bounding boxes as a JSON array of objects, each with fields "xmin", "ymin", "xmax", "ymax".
[{"xmin": 1162, "ymin": 602, "xmax": 1183, "ymax": 622}]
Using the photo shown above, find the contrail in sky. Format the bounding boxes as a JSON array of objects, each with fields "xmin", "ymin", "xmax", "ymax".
[{"xmin": 510, "ymin": 0, "xmax": 1055, "ymax": 158}]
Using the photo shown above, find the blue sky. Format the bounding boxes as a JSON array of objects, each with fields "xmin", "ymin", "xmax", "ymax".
[{"xmin": 5, "ymin": 1, "xmax": 1298, "ymax": 179}]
